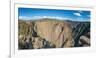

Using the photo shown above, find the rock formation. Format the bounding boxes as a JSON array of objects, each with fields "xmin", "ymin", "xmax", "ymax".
[
  {"xmin": 79, "ymin": 32, "xmax": 90, "ymax": 47},
  {"xmin": 18, "ymin": 18, "xmax": 90, "ymax": 49},
  {"xmin": 33, "ymin": 19, "xmax": 74, "ymax": 48}
]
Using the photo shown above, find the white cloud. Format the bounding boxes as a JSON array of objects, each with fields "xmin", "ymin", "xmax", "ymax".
[
  {"xmin": 19, "ymin": 16, "xmax": 25, "ymax": 19},
  {"xmin": 19, "ymin": 16, "xmax": 31, "ymax": 20},
  {"xmin": 33, "ymin": 16, "xmax": 69, "ymax": 20},
  {"xmin": 76, "ymin": 17, "xmax": 89, "ymax": 22},
  {"xmin": 73, "ymin": 13, "xmax": 81, "ymax": 17},
  {"xmin": 33, "ymin": 16, "xmax": 41, "ymax": 19},
  {"xmin": 19, "ymin": 16, "xmax": 70, "ymax": 20}
]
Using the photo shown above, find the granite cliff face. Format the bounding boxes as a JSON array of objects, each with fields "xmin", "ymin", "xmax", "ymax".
[{"xmin": 34, "ymin": 19, "xmax": 74, "ymax": 48}]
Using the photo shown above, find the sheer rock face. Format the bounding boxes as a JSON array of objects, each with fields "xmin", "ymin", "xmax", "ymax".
[{"xmin": 34, "ymin": 19, "xmax": 74, "ymax": 48}]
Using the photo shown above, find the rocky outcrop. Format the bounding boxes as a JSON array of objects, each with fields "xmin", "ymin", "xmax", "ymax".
[{"xmin": 34, "ymin": 19, "xmax": 74, "ymax": 48}]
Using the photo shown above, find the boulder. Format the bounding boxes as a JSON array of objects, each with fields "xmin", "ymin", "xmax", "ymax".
[{"xmin": 79, "ymin": 36, "xmax": 90, "ymax": 46}]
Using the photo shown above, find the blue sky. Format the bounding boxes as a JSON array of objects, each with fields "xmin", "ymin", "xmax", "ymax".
[{"xmin": 18, "ymin": 8, "xmax": 90, "ymax": 21}]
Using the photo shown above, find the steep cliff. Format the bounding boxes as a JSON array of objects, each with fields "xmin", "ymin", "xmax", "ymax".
[{"xmin": 34, "ymin": 19, "xmax": 74, "ymax": 48}]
